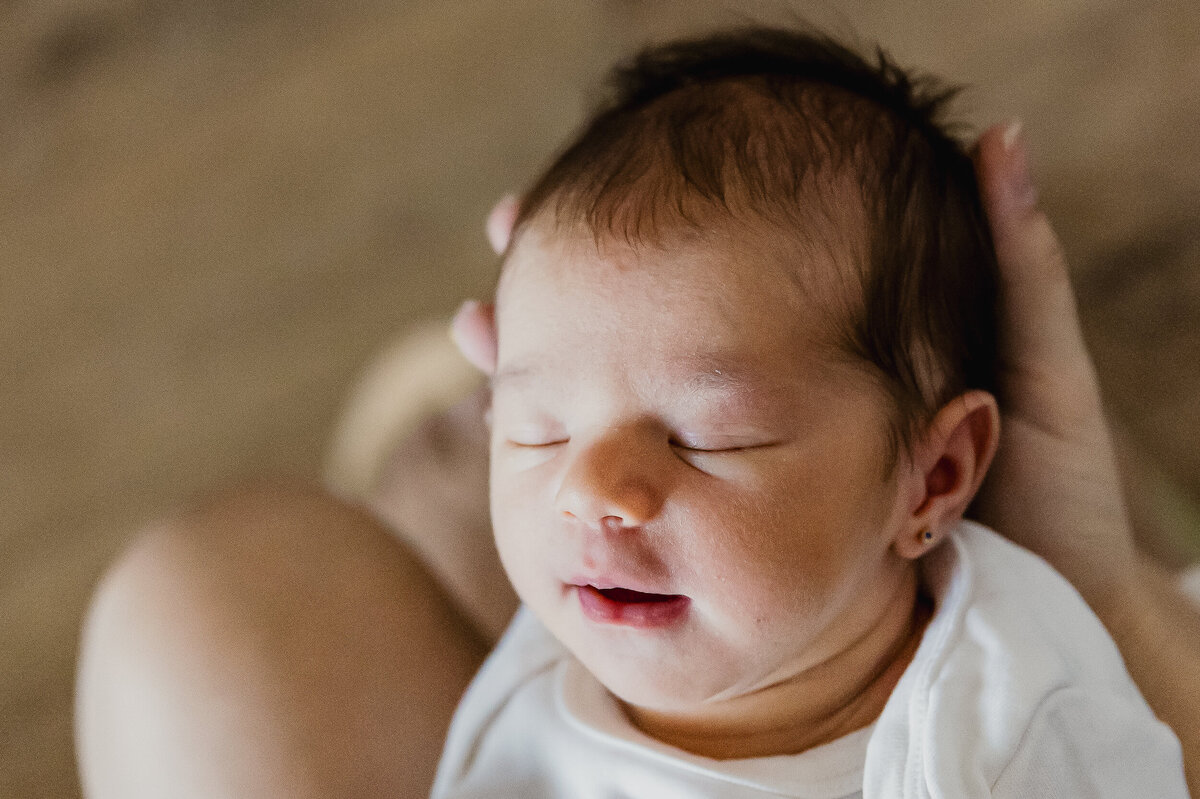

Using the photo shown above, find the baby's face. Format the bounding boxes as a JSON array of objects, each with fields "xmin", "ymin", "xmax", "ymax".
[{"xmin": 489, "ymin": 224, "xmax": 917, "ymax": 714}]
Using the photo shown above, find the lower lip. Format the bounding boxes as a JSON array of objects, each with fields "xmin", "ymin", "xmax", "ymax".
[{"xmin": 575, "ymin": 585, "xmax": 690, "ymax": 628}]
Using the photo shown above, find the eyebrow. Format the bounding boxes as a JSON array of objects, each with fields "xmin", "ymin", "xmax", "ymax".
[{"xmin": 676, "ymin": 352, "xmax": 791, "ymax": 402}]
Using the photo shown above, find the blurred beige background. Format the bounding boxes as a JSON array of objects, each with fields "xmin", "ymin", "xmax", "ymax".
[{"xmin": 2, "ymin": 1, "xmax": 1198, "ymax": 796}]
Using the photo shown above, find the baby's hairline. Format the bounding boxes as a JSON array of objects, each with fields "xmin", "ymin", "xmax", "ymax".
[
  {"xmin": 498, "ymin": 175, "xmax": 869, "ymax": 280},
  {"xmin": 488, "ymin": 24, "xmax": 1000, "ymax": 486}
]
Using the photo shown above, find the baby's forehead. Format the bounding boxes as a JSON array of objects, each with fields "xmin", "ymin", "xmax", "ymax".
[
  {"xmin": 499, "ymin": 205, "xmax": 868, "ymax": 325},
  {"xmin": 495, "ymin": 217, "xmax": 876, "ymax": 394}
]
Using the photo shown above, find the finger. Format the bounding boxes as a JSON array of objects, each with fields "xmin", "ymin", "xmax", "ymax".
[
  {"xmin": 974, "ymin": 122, "xmax": 1098, "ymax": 391},
  {"xmin": 450, "ymin": 300, "xmax": 498, "ymax": 375},
  {"xmin": 486, "ymin": 195, "xmax": 520, "ymax": 255}
]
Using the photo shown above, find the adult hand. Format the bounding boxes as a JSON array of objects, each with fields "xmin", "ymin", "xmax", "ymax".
[
  {"xmin": 972, "ymin": 121, "xmax": 1199, "ymax": 795},
  {"xmin": 449, "ymin": 195, "xmax": 513, "ymax": 375},
  {"xmin": 969, "ymin": 122, "xmax": 1140, "ymax": 625}
]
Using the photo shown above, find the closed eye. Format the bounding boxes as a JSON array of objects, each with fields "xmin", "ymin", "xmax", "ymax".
[
  {"xmin": 669, "ymin": 437, "xmax": 776, "ymax": 453},
  {"xmin": 507, "ymin": 438, "xmax": 568, "ymax": 448},
  {"xmin": 672, "ymin": 443, "xmax": 744, "ymax": 453}
]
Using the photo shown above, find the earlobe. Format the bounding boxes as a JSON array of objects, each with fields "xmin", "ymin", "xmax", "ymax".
[
  {"xmin": 895, "ymin": 524, "xmax": 943, "ymax": 561},
  {"xmin": 893, "ymin": 391, "xmax": 1000, "ymax": 559}
]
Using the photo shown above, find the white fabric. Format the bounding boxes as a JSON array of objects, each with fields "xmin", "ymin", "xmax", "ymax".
[{"xmin": 431, "ymin": 521, "xmax": 1188, "ymax": 798}]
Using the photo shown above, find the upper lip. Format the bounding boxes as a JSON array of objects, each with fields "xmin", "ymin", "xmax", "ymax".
[{"xmin": 565, "ymin": 573, "xmax": 681, "ymax": 596}]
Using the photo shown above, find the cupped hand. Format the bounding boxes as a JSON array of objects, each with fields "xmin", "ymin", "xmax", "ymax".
[
  {"xmin": 969, "ymin": 122, "xmax": 1139, "ymax": 625},
  {"xmin": 448, "ymin": 196, "xmax": 513, "ymax": 375}
]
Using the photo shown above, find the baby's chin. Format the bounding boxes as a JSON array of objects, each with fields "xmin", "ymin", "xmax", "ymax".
[{"xmin": 569, "ymin": 637, "xmax": 752, "ymax": 715}]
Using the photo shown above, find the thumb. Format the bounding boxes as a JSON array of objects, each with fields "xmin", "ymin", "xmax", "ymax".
[
  {"xmin": 450, "ymin": 300, "xmax": 497, "ymax": 375},
  {"xmin": 974, "ymin": 122, "xmax": 1099, "ymax": 400},
  {"xmin": 486, "ymin": 195, "xmax": 520, "ymax": 255}
]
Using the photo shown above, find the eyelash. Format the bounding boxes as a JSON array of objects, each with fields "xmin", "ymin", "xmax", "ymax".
[
  {"xmin": 508, "ymin": 438, "xmax": 567, "ymax": 448},
  {"xmin": 669, "ymin": 438, "xmax": 755, "ymax": 454},
  {"xmin": 508, "ymin": 438, "xmax": 745, "ymax": 452}
]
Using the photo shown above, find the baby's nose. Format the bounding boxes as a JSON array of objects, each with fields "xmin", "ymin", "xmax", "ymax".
[{"xmin": 554, "ymin": 435, "xmax": 665, "ymax": 529}]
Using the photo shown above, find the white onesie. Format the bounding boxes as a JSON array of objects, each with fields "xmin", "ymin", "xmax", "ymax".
[{"xmin": 431, "ymin": 521, "xmax": 1188, "ymax": 798}]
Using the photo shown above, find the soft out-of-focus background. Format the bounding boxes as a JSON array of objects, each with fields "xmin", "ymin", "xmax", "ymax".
[{"xmin": 2, "ymin": 1, "xmax": 1198, "ymax": 796}]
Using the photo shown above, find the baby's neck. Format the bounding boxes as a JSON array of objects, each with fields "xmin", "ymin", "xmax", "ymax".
[{"xmin": 623, "ymin": 569, "xmax": 932, "ymax": 760}]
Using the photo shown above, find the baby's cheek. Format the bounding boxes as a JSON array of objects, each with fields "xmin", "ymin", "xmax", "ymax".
[
  {"xmin": 490, "ymin": 453, "xmax": 542, "ymax": 509},
  {"xmin": 494, "ymin": 463, "xmax": 562, "ymax": 540},
  {"xmin": 490, "ymin": 520, "xmax": 545, "ymax": 612},
  {"xmin": 709, "ymin": 514, "xmax": 850, "ymax": 616},
  {"xmin": 489, "ymin": 481, "xmax": 533, "ymax": 556}
]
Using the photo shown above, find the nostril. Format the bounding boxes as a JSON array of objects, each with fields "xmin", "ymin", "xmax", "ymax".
[{"xmin": 600, "ymin": 515, "xmax": 624, "ymax": 531}]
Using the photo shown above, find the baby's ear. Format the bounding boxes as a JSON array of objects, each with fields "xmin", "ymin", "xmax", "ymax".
[
  {"xmin": 893, "ymin": 391, "xmax": 1000, "ymax": 559},
  {"xmin": 450, "ymin": 300, "xmax": 498, "ymax": 375}
]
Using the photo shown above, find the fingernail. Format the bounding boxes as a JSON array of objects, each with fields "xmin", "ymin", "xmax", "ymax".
[
  {"xmin": 486, "ymin": 194, "xmax": 519, "ymax": 254},
  {"xmin": 454, "ymin": 299, "xmax": 479, "ymax": 320},
  {"xmin": 1001, "ymin": 119, "xmax": 1023, "ymax": 151},
  {"xmin": 1002, "ymin": 120, "xmax": 1038, "ymax": 210}
]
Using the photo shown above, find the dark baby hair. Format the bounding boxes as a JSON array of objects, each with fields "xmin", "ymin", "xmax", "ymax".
[{"xmin": 509, "ymin": 25, "xmax": 1000, "ymax": 457}]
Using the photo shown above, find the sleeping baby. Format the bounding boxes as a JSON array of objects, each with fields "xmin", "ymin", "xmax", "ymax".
[{"xmin": 431, "ymin": 25, "xmax": 1188, "ymax": 798}]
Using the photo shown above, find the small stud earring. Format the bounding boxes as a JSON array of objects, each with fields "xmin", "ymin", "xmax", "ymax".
[{"xmin": 922, "ymin": 530, "xmax": 934, "ymax": 543}]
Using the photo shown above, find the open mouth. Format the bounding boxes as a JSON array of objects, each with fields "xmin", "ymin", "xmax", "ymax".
[
  {"xmin": 595, "ymin": 587, "xmax": 679, "ymax": 603},
  {"xmin": 575, "ymin": 584, "xmax": 690, "ymax": 627}
]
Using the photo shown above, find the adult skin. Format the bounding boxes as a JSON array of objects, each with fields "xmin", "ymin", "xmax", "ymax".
[
  {"xmin": 75, "ymin": 123, "xmax": 1200, "ymax": 796},
  {"xmin": 971, "ymin": 122, "xmax": 1200, "ymax": 796}
]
